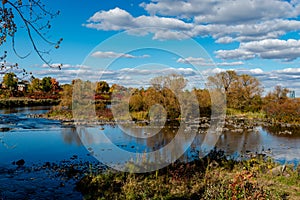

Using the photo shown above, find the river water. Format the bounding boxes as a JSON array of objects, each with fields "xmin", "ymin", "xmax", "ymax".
[
  {"xmin": 0, "ymin": 106, "xmax": 300, "ymax": 199},
  {"xmin": 0, "ymin": 107, "xmax": 300, "ymax": 167}
]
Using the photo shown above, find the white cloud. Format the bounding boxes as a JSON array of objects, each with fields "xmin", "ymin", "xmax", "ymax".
[
  {"xmin": 142, "ymin": 0, "xmax": 299, "ymax": 24},
  {"xmin": 216, "ymin": 39, "xmax": 300, "ymax": 61},
  {"xmin": 91, "ymin": 51, "xmax": 149, "ymax": 59},
  {"xmin": 86, "ymin": 7, "xmax": 135, "ymax": 30},
  {"xmin": 177, "ymin": 57, "xmax": 244, "ymax": 66},
  {"xmin": 84, "ymin": 7, "xmax": 192, "ymax": 40},
  {"xmin": 84, "ymin": 1, "xmax": 300, "ymax": 61}
]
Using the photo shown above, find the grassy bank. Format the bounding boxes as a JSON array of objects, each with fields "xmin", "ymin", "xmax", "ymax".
[
  {"xmin": 77, "ymin": 151, "xmax": 300, "ymax": 200},
  {"xmin": 0, "ymin": 98, "xmax": 60, "ymax": 108}
]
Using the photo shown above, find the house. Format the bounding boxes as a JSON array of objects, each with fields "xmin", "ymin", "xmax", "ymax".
[{"xmin": 17, "ymin": 81, "xmax": 29, "ymax": 92}]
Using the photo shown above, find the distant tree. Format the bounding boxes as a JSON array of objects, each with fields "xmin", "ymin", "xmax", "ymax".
[
  {"xmin": 229, "ymin": 74, "xmax": 263, "ymax": 111},
  {"xmin": 28, "ymin": 77, "xmax": 41, "ymax": 93},
  {"xmin": 129, "ymin": 91, "xmax": 144, "ymax": 112},
  {"xmin": 265, "ymin": 85, "xmax": 289, "ymax": 102},
  {"xmin": 2, "ymin": 72, "xmax": 17, "ymax": 90},
  {"xmin": 60, "ymin": 84, "xmax": 72, "ymax": 110},
  {"xmin": 51, "ymin": 78, "xmax": 59, "ymax": 92},
  {"xmin": 208, "ymin": 71, "xmax": 263, "ymax": 112},
  {"xmin": 95, "ymin": 81, "xmax": 110, "ymax": 93},
  {"xmin": 149, "ymin": 74, "xmax": 186, "ymax": 119},
  {"xmin": 207, "ymin": 70, "xmax": 238, "ymax": 92},
  {"xmin": 41, "ymin": 77, "xmax": 52, "ymax": 92},
  {"xmin": 150, "ymin": 73, "xmax": 186, "ymax": 93}
]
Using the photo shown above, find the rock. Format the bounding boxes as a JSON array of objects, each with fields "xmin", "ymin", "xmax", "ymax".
[
  {"xmin": 0, "ymin": 127, "xmax": 12, "ymax": 132},
  {"xmin": 15, "ymin": 159, "xmax": 25, "ymax": 167},
  {"xmin": 270, "ymin": 165, "xmax": 286, "ymax": 176}
]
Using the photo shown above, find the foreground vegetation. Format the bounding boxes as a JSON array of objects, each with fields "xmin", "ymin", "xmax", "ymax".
[{"xmin": 77, "ymin": 150, "xmax": 300, "ymax": 200}]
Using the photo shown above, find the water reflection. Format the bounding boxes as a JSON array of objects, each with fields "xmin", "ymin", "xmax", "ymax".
[
  {"xmin": 216, "ymin": 131, "xmax": 263, "ymax": 155},
  {"xmin": 75, "ymin": 122, "xmax": 197, "ymax": 172},
  {"xmin": 61, "ymin": 127, "xmax": 82, "ymax": 146},
  {"xmin": 58, "ymin": 121, "xmax": 300, "ymax": 166}
]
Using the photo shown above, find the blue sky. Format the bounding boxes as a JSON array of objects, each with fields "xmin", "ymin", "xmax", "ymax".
[{"xmin": 2, "ymin": 0, "xmax": 300, "ymax": 95}]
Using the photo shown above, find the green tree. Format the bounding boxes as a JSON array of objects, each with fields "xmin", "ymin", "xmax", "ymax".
[
  {"xmin": 2, "ymin": 72, "xmax": 17, "ymax": 91},
  {"xmin": 28, "ymin": 78, "xmax": 41, "ymax": 93},
  {"xmin": 41, "ymin": 77, "xmax": 52, "ymax": 92}
]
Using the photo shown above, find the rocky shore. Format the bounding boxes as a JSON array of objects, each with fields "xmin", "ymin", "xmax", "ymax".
[{"xmin": 0, "ymin": 157, "xmax": 105, "ymax": 200}]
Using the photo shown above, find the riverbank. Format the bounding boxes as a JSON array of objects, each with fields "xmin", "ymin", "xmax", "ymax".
[
  {"xmin": 76, "ymin": 150, "xmax": 300, "ymax": 200},
  {"xmin": 1, "ymin": 152, "xmax": 299, "ymax": 199},
  {"xmin": 0, "ymin": 98, "xmax": 60, "ymax": 108}
]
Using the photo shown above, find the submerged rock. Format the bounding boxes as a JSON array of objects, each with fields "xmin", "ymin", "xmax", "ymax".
[{"xmin": 16, "ymin": 159, "xmax": 25, "ymax": 167}]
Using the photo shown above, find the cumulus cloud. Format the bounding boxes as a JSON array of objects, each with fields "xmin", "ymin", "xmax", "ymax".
[
  {"xmin": 84, "ymin": 7, "xmax": 192, "ymax": 40},
  {"xmin": 216, "ymin": 39, "xmax": 300, "ymax": 61},
  {"xmin": 91, "ymin": 51, "xmax": 149, "ymax": 59},
  {"xmin": 142, "ymin": 0, "xmax": 299, "ymax": 24},
  {"xmin": 177, "ymin": 57, "xmax": 244, "ymax": 66},
  {"xmin": 83, "ymin": 1, "xmax": 300, "ymax": 61}
]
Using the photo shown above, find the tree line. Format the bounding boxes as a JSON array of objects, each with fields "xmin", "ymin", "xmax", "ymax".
[
  {"xmin": 2, "ymin": 71, "xmax": 298, "ymax": 123},
  {"xmin": 56, "ymin": 71, "xmax": 300, "ymax": 123}
]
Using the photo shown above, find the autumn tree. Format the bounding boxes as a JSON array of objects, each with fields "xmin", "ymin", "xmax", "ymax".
[
  {"xmin": 95, "ymin": 81, "xmax": 110, "ymax": 94},
  {"xmin": 263, "ymin": 86, "xmax": 300, "ymax": 123},
  {"xmin": 264, "ymin": 85, "xmax": 289, "ymax": 103},
  {"xmin": 193, "ymin": 88, "xmax": 212, "ymax": 116},
  {"xmin": 60, "ymin": 84, "xmax": 72, "ymax": 110},
  {"xmin": 129, "ymin": 89, "xmax": 144, "ymax": 112},
  {"xmin": 229, "ymin": 74, "xmax": 263, "ymax": 112},
  {"xmin": 51, "ymin": 78, "xmax": 59, "ymax": 92},
  {"xmin": 150, "ymin": 74, "xmax": 186, "ymax": 93},
  {"xmin": 148, "ymin": 74, "xmax": 187, "ymax": 119},
  {"xmin": 208, "ymin": 71, "xmax": 263, "ymax": 112},
  {"xmin": 207, "ymin": 70, "xmax": 238, "ymax": 92}
]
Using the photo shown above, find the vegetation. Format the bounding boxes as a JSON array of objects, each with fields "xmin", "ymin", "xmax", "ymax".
[
  {"xmin": 263, "ymin": 86, "xmax": 300, "ymax": 123},
  {"xmin": 77, "ymin": 150, "xmax": 300, "ymax": 200}
]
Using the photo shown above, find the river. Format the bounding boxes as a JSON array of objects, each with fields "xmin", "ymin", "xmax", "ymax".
[{"xmin": 0, "ymin": 106, "xmax": 300, "ymax": 199}]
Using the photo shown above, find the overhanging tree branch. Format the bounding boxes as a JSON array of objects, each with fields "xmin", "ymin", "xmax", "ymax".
[{"xmin": 1, "ymin": 0, "xmax": 63, "ymax": 68}]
